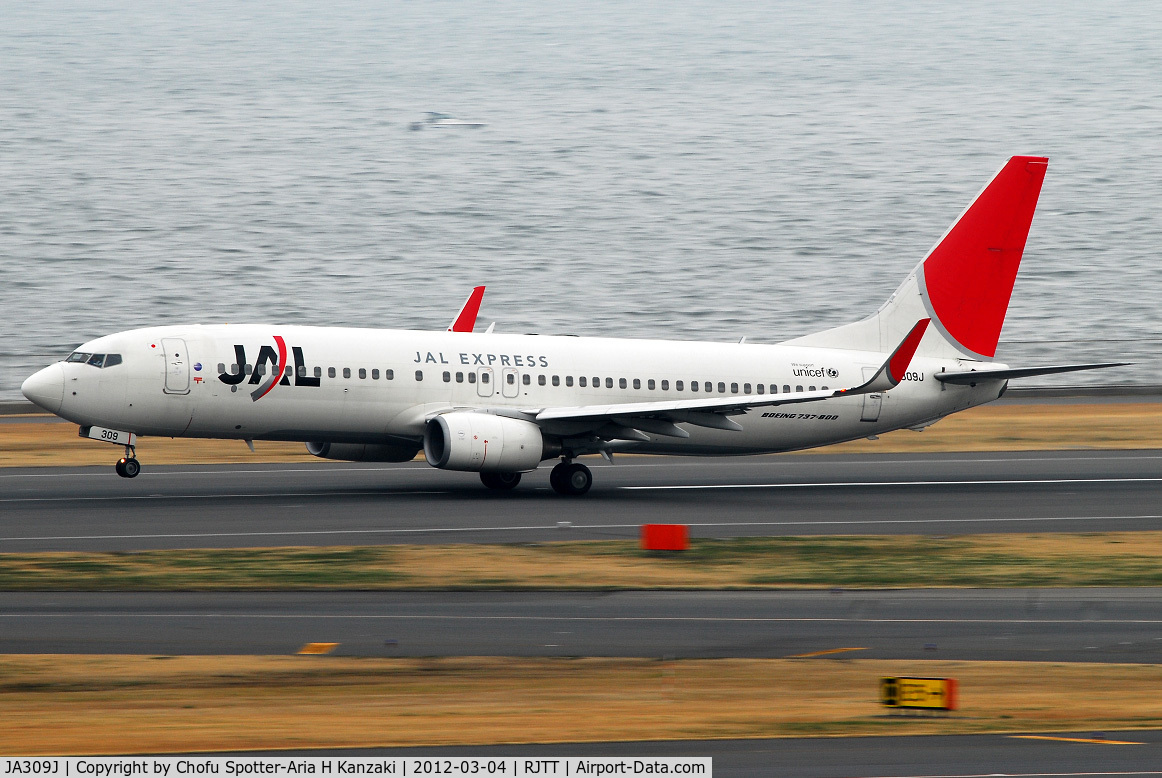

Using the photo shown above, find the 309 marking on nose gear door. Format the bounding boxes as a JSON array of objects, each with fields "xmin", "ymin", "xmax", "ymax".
[{"xmin": 79, "ymin": 426, "xmax": 137, "ymax": 447}]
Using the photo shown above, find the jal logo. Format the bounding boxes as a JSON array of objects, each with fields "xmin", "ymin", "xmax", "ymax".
[{"xmin": 218, "ymin": 336, "xmax": 320, "ymax": 401}]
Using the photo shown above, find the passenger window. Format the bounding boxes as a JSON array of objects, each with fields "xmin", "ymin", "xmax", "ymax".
[
  {"xmin": 314, "ymin": 367, "xmax": 322, "ymax": 378},
  {"xmin": 523, "ymin": 374, "xmax": 530, "ymax": 385},
  {"xmin": 718, "ymin": 382, "xmax": 726, "ymax": 393},
  {"xmin": 743, "ymin": 383, "xmax": 751, "ymax": 394},
  {"xmin": 579, "ymin": 376, "xmax": 587, "ymax": 387},
  {"xmin": 705, "ymin": 382, "xmax": 713, "ymax": 392},
  {"xmin": 416, "ymin": 370, "xmax": 425, "ymax": 381},
  {"xmin": 691, "ymin": 381, "xmax": 698, "ymax": 392},
  {"xmin": 730, "ymin": 383, "xmax": 738, "ymax": 394},
  {"xmin": 328, "ymin": 367, "xmax": 336, "ymax": 378},
  {"xmin": 297, "ymin": 365, "xmax": 306, "ymax": 377},
  {"xmin": 507, "ymin": 373, "xmax": 516, "ymax": 385},
  {"xmin": 809, "ymin": 385, "xmax": 816, "ymax": 391},
  {"xmin": 619, "ymin": 378, "xmax": 627, "ymax": 389},
  {"xmin": 468, "ymin": 372, "xmax": 477, "ymax": 384},
  {"xmin": 359, "ymin": 368, "xmax": 367, "ymax": 379},
  {"xmin": 104, "ymin": 354, "xmax": 122, "ymax": 368},
  {"xmin": 822, "ymin": 386, "xmax": 829, "ymax": 391},
  {"xmin": 552, "ymin": 375, "xmax": 560, "ymax": 386},
  {"xmin": 647, "ymin": 379, "xmax": 655, "ymax": 390},
  {"xmin": 443, "ymin": 371, "xmax": 451, "ymax": 382},
  {"xmin": 285, "ymin": 366, "xmax": 293, "ymax": 378},
  {"xmin": 217, "ymin": 363, "xmax": 226, "ymax": 373},
  {"xmin": 660, "ymin": 380, "xmax": 668, "ymax": 390},
  {"xmin": 796, "ymin": 385, "xmax": 803, "ymax": 392},
  {"xmin": 538, "ymin": 375, "xmax": 546, "ymax": 386},
  {"xmin": 386, "ymin": 369, "xmax": 394, "ymax": 380},
  {"xmin": 783, "ymin": 385, "xmax": 790, "ymax": 393},
  {"xmin": 566, "ymin": 376, "xmax": 573, "ymax": 387},
  {"xmin": 676, "ymin": 380, "xmax": 683, "ymax": 391},
  {"xmin": 633, "ymin": 379, "xmax": 641, "ymax": 389},
  {"xmin": 342, "ymin": 367, "xmax": 351, "ymax": 378},
  {"xmin": 756, "ymin": 384, "xmax": 764, "ymax": 395},
  {"xmin": 594, "ymin": 377, "xmax": 601, "ymax": 388},
  {"xmin": 372, "ymin": 369, "xmax": 380, "ymax": 380},
  {"xmin": 256, "ymin": 364, "xmax": 267, "ymax": 376},
  {"xmin": 480, "ymin": 372, "xmax": 488, "ymax": 384},
  {"xmin": 605, "ymin": 377, "xmax": 613, "ymax": 388},
  {"xmin": 456, "ymin": 371, "xmax": 463, "ymax": 382}
]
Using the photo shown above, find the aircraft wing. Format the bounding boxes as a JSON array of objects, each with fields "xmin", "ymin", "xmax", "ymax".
[
  {"xmin": 530, "ymin": 319, "xmax": 930, "ymax": 437},
  {"xmin": 935, "ymin": 362, "xmax": 1129, "ymax": 385},
  {"xmin": 447, "ymin": 286, "xmax": 486, "ymax": 332}
]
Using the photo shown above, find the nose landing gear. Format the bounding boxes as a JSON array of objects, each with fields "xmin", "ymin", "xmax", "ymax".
[
  {"xmin": 115, "ymin": 443, "xmax": 141, "ymax": 479},
  {"xmin": 550, "ymin": 460, "xmax": 592, "ymax": 496}
]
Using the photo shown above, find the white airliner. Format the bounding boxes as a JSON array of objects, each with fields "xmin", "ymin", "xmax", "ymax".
[{"xmin": 22, "ymin": 156, "xmax": 1119, "ymax": 494}]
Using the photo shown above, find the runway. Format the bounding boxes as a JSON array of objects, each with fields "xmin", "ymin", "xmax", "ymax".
[
  {"xmin": 5, "ymin": 588, "xmax": 1162, "ymax": 661},
  {"xmin": 3, "ymin": 451, "xmax": 1162, "ymax": 551},
  {"xmin": 211, "ymin": 731, "xmax": 1162, "ymax": 778}
]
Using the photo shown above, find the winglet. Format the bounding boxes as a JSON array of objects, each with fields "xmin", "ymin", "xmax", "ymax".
[
  {"xmin": 842, "ymin": 319, "xmax": 930, "ymax": 395},
  {"xmin": 448, "ymin": 286, "xmax": 486, "ymax": 332}
]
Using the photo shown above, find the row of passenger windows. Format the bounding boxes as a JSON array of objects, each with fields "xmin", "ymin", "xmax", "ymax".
[
  {"xmin": 444, "ymin": 373, "xmax": 828, "ymax": 394},
  {"xmin": 217, "ymin": 364, "xmax": 826, "ymax": 394}
]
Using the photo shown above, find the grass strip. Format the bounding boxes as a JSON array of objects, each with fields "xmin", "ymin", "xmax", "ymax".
[
  {"xmin": 5, "ymin": 533, "xmax": 1162, "ymax": 590},
  {"xmin": 3, "ymin": 401, "xmax": 1162, "ymax": 468},
  {"xmin": 4, "ymin": 655, "xmax": 1162, "ymax": 754}
]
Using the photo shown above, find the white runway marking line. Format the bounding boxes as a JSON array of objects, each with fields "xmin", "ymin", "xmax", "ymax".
[
  {"xmin": 4, "ymin": 476, "xmax": 1162, "ymax": 505},
  {"xmin": 4, "ymin": 514, "xmax": 1162, "ymax": 543},
  {"xmin": 622, "ymin": 477, "xmax": 1162, "ymax": 491}
]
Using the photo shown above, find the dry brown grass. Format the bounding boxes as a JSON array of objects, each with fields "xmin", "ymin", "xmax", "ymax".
[
  {"xmin": 3, "ymin": 401, "xmax": 1162, "ymax": 469},
  {"xmin": 4, "ymin": 655, "xmax": 1162, "ymax": 754},
  {"xmin": 6, "ymin": 533, "xmax": 1162, "ymax": 591}
]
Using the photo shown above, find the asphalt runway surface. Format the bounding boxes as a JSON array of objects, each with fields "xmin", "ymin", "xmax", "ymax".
[
  {"xmin": 3, "ymin": 450, "xmax": 1162, "ymax": 551},
  {"xmin": 5, "ymin": 588, "xmax": 1162, "ymax": 661},
  {"xmin": 208, "ymin": 731, "xmax": 1162, "ymax": 778}
]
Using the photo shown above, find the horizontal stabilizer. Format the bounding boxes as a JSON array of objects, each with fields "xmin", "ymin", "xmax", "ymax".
[{"xmin": 936, "ymin": 362, "xmax": 1129, "ymax": 385}]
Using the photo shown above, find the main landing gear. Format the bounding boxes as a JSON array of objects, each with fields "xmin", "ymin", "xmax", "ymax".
[
  {"xmin": 115, "ymin": 444, "xmax": 141, "ymax": 479},
  {"xmin": 550, "ymin": 460, "xmax": 592, "ymax": 496}
]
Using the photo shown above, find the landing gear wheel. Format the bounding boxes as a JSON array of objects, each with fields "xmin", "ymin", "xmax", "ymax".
[
  {"xmin": 116, "ymin": 457, "xmax": 141, "ymax": 478},
  {"xmin": 480, "ymin": 471, "xmax": 521, "ymax": 490},
  {"xmin": 551, "ymin": 462, "xmax": 591, "ymax": 496}
]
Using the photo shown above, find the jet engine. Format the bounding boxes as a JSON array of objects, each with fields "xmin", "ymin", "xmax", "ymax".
[
  {"xmin": 423, "ymin": 412, "xmax": 556, "ymax": 472},
  {"xmin": 306, "ymin": 440, "xmax": 421, "ymax": 462}
]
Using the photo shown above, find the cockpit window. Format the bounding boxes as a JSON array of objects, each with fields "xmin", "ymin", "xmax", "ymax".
[{"xmin": 65, "ymin": 352, "xmax": 122, "ymax": 368}]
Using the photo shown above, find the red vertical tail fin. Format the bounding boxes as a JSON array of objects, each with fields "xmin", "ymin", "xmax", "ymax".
[{"xmin": 918, "ymin": 156, "xmax": 1048, "ymax": 359}]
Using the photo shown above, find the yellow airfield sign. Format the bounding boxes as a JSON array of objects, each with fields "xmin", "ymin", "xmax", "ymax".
[{"xmin": 881, "ymin": 676, "xmax": 958, "ymax": 710}]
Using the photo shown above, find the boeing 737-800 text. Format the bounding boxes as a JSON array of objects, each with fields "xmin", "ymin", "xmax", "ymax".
[{"xmin": 21, "ymin": 156, "xmax": 1119, "ymax": 494}]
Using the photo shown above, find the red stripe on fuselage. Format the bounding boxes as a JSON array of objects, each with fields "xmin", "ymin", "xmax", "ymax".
[{"xmin": 253, "ymin": 335, "xmax": 289, "ymax": 402}]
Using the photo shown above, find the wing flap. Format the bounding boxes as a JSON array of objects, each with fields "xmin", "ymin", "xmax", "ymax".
[{"xmin": 532, "ymin": 320, "xmax": 930, "ymax": 431}]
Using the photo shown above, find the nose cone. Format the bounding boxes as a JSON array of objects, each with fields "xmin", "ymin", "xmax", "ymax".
[{"xmin": 22, "ymin": 364, "xmax": 65, "ymax": 414}]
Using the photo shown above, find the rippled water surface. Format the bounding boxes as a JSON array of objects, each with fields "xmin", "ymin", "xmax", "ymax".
[{"xmin": 2, "ymin": 1, "xmax": 1161, "ymax": 398}]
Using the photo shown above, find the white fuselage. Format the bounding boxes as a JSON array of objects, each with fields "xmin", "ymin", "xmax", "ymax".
[{"xmin": 41, "ymin": 323, "xmax": 1003, "ymax": 456}]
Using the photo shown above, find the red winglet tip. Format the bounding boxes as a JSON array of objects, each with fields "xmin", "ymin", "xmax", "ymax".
[
  {"xmin": 450, "ymin": 286, "xmax": 486, "ymax": 332},
  {"xmin": 888, "ymin": 319, "xmax": 931, "ymax": 383}
]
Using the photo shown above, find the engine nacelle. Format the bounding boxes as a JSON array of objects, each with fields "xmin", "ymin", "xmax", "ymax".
[
  {"xmin": 423, "ymin": 412, "xmax": 553, "ymax": 472},
  {"xmin": 306, "ymin": 440, "xmax": 421, "ymax": 462}
]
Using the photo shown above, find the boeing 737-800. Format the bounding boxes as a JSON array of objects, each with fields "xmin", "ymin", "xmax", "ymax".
[{"xmin": 21, "ymin": 156, "xmax": 1119, "ymax": 494}]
